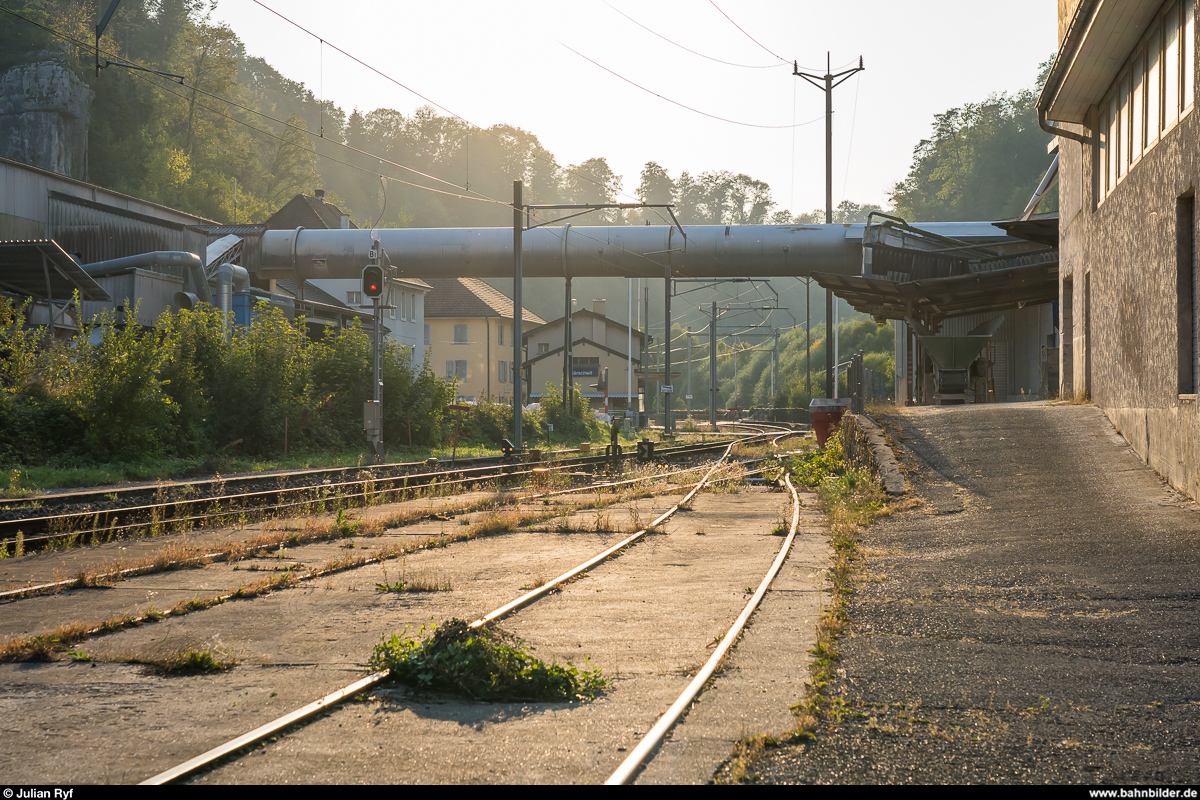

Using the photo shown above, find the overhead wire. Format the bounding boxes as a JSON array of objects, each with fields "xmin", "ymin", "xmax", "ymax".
[
  {"xmin": 0, "ymin": 6, "xmax": 505, "ymax": 211},
  {"xmin": 3, "ymin": 4, "xmax": 776, "ymax": 286},
  {"xmin": 0, "ymin": 4, "xmax": 511, "ymax": 207},
  {"xmin": 561, "ymin": 43, "xmax": 822, "ymax": 130},
  {"xmin": 251, "ymin": 0, "xmax": 657, "ymax": 211},
  {"xmin": 706, "ymin": 0, "xmax": 790, "ymax": 64},
  {"xmin": 246, "ymin": 0, "xmax": 792, "ymax": 270},
  {"xmin": 600, "ymin": 1, "xmax": 783, "ymax": 70}
]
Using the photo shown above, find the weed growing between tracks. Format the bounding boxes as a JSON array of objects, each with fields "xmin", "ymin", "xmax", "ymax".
[
  {"xmin": 77, "ymin": 636, "xmax": 238, "ymax": 674},
  {"xmin": 0, "ymin": 572, "xmax": 297, "ymax": 663},
  {"xmin": 0, "ymin": 498, "xmax": 563, "ymax": 662},
  {"xmin": 371, "ymin": 618, "xmax": 605, "ymax": 702},
  {"xmin": 715, "ymin": 429, "xmax": 902, "ymax": 783}
]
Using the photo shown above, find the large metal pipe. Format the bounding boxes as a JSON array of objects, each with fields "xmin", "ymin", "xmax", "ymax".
[
  {"xmin": 253, "ymin": 223, "xmax": 1014, "ymax": 281},
  {"xmin": 214, "ymin": 263, "xmax": 249, "ymax": 336},
  {"xmin": 84, "ymin": 251, "xmax": 213, "ymax": 305}
]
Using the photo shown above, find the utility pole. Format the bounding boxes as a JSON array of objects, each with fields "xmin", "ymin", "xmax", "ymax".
[
  {"xmin": 643, "ymin": 283, "xmax": 650, "ymax": 428},
  {"xmin": 562, "ymin": 224, "xmax": 572, "ymax": 414},
  {"xmin": 806, "ymin": 278, "xmax": 811, "ymax": 399},
  {"xmin": 733, "ymin": 339, "xmax": 738, "ymax": 409},
  {"xmin": 663, "ymin": 265, "xmax": 673, "ymax": 434},
  {"xmin": 795, "ymin": 53, "xmax": 864, "ymax": 399}
]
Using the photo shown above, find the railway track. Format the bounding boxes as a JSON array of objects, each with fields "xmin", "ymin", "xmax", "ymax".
[
  {"xmin": 0, "ymin": 432, "xmax": 794, "ymax": 603},
  {"xmin": 133, "ymin": 429, "xmax": 806, "ymax": 785},
  {"xmin": 0, "ymin": 434, "xmax": 779, "ymax": 555}
]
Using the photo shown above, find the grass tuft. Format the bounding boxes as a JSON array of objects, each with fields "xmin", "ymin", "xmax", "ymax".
[{"xmin": 713, "ymin": 734, "xmax": 779, "ymax": 784}]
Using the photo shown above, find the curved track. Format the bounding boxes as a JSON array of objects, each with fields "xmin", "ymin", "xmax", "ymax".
[{"xmin": 138, "ymin": 430, "xmax": 806, "ymax": 785}]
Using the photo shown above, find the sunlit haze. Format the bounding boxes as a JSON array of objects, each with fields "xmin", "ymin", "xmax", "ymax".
[{"xmin": 213, "ymin": 0, "xmax": 1057, "ymax": 217}]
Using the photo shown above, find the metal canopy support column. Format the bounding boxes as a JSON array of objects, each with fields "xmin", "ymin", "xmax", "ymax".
[
  {"xmin": 512, "ymin": 181, "xmax": 524, "ymax": 449},
  {"xmin": 709, "ymin": 302, "xmax": 718, "ymax": 429},
  {"xmin": 562, "ymin": 223, "xmax": 572, "ymax": 413}
]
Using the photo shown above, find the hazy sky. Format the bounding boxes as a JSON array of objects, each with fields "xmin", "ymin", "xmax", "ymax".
[{"xmin": 211, "ymin": 0, "xmax": 1059, "ymax": 216}]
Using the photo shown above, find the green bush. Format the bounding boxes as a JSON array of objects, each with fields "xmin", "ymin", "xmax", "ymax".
[
  {"xmin": 789, "ymin": 429, "xmax": 846, "ymax": 487},
  {"xmin": 0, "ymin": 297, "xmax": 456, "ymax": 468},
  {"xmin": 371, "ymin": 618, "xmax": 605, "ymax": 702}
]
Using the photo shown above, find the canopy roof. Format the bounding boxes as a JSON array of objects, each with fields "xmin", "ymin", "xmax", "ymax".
[{"xmin": 0, "ymin": 240, "xmax": 110, "ymax": 302}]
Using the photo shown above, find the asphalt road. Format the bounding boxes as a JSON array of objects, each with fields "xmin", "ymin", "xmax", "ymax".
[{"xmin": 758, "ymin": 402, "xmax": 1200, "ymax": 785}]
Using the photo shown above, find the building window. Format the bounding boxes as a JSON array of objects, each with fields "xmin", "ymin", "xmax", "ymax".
[
  {"xmin": 538, "ymin": 342, "xmax": 549, "ymax": 354},
  {"xmin": 453, "ymin": 324, "xmax": 469, "ymax": 344},
  {"xmin": 1179, "ymin": 193, "xmax": 1197, "ymax": 394},
  {"xmin": 424, "ymin": 324, "xmax": 431, "ymax": 346},
  {"xmin": 498, "ymin": 360, "xmax": 508, "ymax": 384},
  {"xmin": 498, "ymin": 324, "xmax": 505, "ymax": 346},
  {"xmin": 446, "ymin": 359, "xmax": 467, "ymax": 380},
  {"xmin": 1099, "ymin": 0, "xmax": 1195, "ymax": 201},
  {"xmin": 347, "ymin": 291, "xmax": 362, "ymax": 306}
]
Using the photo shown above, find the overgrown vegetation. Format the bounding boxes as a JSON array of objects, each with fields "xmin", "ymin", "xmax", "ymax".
[
  {"xmin": 788, "ymin": 431, "xmax": 898, "ymax": 739},
  {"xmin": 0, "ymin": 298, "xmax": 453, "ymax": 470},
  {"xmin": 717, "ymin": 428, "xmax": 899, "ymax": 782},
  {"xmin": 371, "ymin": 618, "xmax": 605, "ymax": 702}
]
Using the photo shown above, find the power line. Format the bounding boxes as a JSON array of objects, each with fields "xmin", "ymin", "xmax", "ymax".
[
  {"xmin": 601, "ymin": 1, "xmax": 783, "ymax": 70},
  {"xmin": 561, "ymin": 43, "xmax": 822, "ymax": 130},
  {"xmin": 0, "ymin": 3, "xmax": 505, "ymax": 207},
  {"xmin": 251, "ymin": 0, "xmax": 654, "ymax": 211},
  {"xmin": 707, "ymin": 1, "xmax": 790, "ymax": 64},
  {"xmin": 0, "ymin": 4, "xmax": 732, "ymax": 282}
]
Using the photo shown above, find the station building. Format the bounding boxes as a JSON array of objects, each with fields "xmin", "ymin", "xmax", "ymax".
[
  {"xmin": 522, "ymin": 298, "xmax": 645, "ymax": 413},
  {"xmin": 1041, "ymin": 0, "xmax": 1200, "ymax": 498}
]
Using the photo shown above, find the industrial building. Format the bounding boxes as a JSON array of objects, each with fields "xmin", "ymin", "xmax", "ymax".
[{"xmin": 1041, "ymin": 0, "xmax": 1200, "ymax": 499}]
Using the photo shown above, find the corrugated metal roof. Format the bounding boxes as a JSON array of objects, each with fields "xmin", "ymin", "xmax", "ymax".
[
  {"xmin": 0, "ymin": 240, "xmax": 110, "ymax": 301},
  {"xmin": 423, "ymin": 277, "xmax": 546, "ymax": 324},
  {"xmin": 275, "ymin": 279, "xmax": 348, "ymax": 309}
]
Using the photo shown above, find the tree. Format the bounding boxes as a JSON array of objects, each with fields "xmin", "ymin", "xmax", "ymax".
[
  {"xmin": 637, "ymin": 161, "xmax": 675, "ymax": 205},
  {"xmin": 889, "ymin": 61, "xmax": 1056, "ymax": 222},
  {"xmin": 563, "ymin": 157, "xmax": 622, "ymax": 222}
]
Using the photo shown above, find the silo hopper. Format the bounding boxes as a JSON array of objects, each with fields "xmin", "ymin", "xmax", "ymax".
[{"xmin": 916, "ymin": 335, "xmax": 992, "ymax": 405}]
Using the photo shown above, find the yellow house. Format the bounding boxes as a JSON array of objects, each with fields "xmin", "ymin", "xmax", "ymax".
[{"xmin": 423, "ymin": 278, "xmax": 545, "ymax": 403}]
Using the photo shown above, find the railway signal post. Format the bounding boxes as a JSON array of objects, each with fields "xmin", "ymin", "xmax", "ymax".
[{"xmin": 363, "ymin": 240, "xmax": 386, "ymax": 463}]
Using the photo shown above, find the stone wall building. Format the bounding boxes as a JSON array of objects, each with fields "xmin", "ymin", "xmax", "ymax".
[{"xmin": 1042, "ymin": 0, "xmax": 1200, "ymax": 497}]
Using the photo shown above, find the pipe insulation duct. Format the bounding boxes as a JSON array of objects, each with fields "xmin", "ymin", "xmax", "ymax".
[
  {"xmin": 214, "ymin": 263, "xmax": 250, "ymax": 324},
  {"xmin": 253, "ymin": 223, "xmax": 1014, "ymax": 281},
  {"xmin": 83, "ymin": 251, "xmax": 213, "ymax": 305}
]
